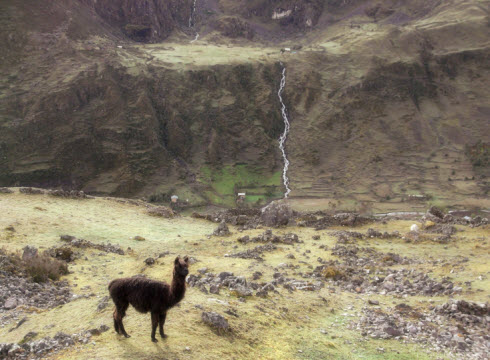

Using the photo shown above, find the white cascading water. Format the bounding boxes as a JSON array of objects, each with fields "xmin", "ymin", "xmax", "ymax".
[
  {"xmin": 189, "ymin": 0, "xmax": 197, "ymax": 28},
  {"xmin": 189, "ymin": 0, "xmax": 199, "ymax": 43},
  {"xmin": 277, "ymin": 64, "xmax": 292, "ymax": 198}
]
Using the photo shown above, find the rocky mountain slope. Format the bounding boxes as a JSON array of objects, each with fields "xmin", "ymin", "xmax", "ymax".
[{"xmin": 0, "ymin": 0, "xmax": 488, "ymax": 210}]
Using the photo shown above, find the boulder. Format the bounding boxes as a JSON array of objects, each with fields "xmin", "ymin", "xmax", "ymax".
[
  {"xmin": 3, "ymin": 297, "xmax": 18, "ymax": 310},
  {"xmin": 4, "ymin": 297, "xmax": 18, "ymax": 310},
  {"xmin": 260, "ymin": 200, "xmax": 294, "ymax": 227},
  {"xmin": 212, "ymin": 221, "xmax": 231, "ymax": 236},
  {"xmin": 201, "ymin": 312, "xmax": 230, "ymax": 333},
  {"xmin": 22, "ymin": 246, "xmax": 38, "ymax": 261}
]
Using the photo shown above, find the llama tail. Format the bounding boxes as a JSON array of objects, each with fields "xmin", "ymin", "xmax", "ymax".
[{"xmin": 108, "ymin": 279, "xmax": 117, "ymax": 292}]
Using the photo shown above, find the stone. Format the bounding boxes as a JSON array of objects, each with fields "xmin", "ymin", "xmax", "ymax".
[
  {"xmin": 97, "ymin": 296, "xmax": 109, "ymax": 312},
  {"xmin": 133, "ymin": 236, "xmax": 146, "ymax": 241},
  {"xmin": 144, "ymin": 257, "xmax": 155, "ymax": 266},
  {"xmin": 201, "ymin": 312, "xmax": 230, "ymax": 332},
  {"xmin": 260, "ymin": 200, "xmax": 294, "ymax": 227},
  {"xmin": 256, "ymin": 289, "xmax": 268, "ymax": 297},
  {"xmin": 383, "ymin": 326, "xmax": 402, "ymax": 337},
  {"xmin": 410, "ymin": 224, "xmax": 419, "ymax": 232},
  {"xmin": 383, "ymin": 282, "xmax": 395, "ymax": 292},
  {"xmin": 22, "ymin": 331, "xmax": 38, "ymax": 342},
  {"xmin": 212, "ymin": 221, "xmax": 231, "ymax": 236},
  {"xmin": 4, "ymin": 297, "xmax": 18, "ymax": 310},
  {"xmin": 218, "ymin": 272, "xmax": 234, "ymax": 280},
  {"xmin": 230, "ymin": 285, "xmax": 253, "ymax": 297},
  {"xmin": 22, "ymin": 246, "xmax": 38, "ymax": 261}
]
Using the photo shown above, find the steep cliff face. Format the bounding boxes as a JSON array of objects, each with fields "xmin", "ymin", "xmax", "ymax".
[
  {"xmin": 0, "ymin": 0, "xmax": 488, "ymax": 208},
  {"xmin": 246, "ymin": 0, "xmax": 325, "ymax": 29},
  {"xmin": 0, "ymin": 59, "xmax": 283, "ymax": 195},
  {"xmin": 79, "ymin": 0, "xmax": 191, "ymax": 42}
]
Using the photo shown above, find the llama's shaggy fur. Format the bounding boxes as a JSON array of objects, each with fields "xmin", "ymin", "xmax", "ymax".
[{"xmin": 108, "ymin": 256, "xmax": 189, "ymax": 342}]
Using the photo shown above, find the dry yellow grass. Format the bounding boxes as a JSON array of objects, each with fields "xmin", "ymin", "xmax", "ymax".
[{"xmin": 0, "ymin": 189, "xmax": 488, "ymax": 359}]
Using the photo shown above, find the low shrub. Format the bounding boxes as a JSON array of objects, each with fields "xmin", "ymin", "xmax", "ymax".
[
  {"xmin": 25, "ymin": 255, "xmax": 68, "ymax": 283},
  {"xmin": 322, "ymin": 266, "xmax": 345, "ymax": 280},
  {"xmin": 1, "ymin": 248, "xmax": 68, "ymax": 283}
]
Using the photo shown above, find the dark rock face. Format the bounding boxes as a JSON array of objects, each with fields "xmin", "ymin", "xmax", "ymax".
[
  {"xmin": 247, "ymin": 0, "xmax": 325, "ymax": 29},
  {"xmin": 79, "ymin": 0, "xmax": 191, "ymax": 42},
  {"xmin": 0, "ymin": 61, "xmax": 283, "ymax": 197},
  {"xmin": 214, "ymin": 17, "xmax": 255, "ymax": 40}
]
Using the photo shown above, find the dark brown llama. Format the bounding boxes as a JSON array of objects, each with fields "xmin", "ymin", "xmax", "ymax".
[{"xmin": 108, "ymin": 256, "xmax": 189, "ymax": 342}]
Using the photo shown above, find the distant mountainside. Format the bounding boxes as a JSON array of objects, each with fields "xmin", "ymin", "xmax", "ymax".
[{"xmin": 0, "ymin": 0, "xmax": 488, "ymax": 210}]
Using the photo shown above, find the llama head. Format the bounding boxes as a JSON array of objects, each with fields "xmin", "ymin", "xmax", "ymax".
[{"xmin": 174, "ymin": 256, "xmax": 189, "ymax": 277}]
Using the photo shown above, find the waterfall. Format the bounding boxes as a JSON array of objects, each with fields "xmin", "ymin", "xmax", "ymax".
[
  {"xmin": 189, "ymin": 0, "xmax": 197, "ymax": 28},
  {"xmin": 189, "ymin": 0, "xmax": 199, "ymax": 43},
  {"xmin": 190, "ymin": 33, "xmax": 199, "ymax": 43},
  {"xmin": 277, "ymin": 64, "xmax": 292, "ymax": 198}
]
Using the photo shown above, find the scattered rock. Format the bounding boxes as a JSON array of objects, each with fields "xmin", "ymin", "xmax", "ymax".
[
  {"xmin": 22, "ymin": 246, "xmax": 38, "ymax": 261},
  {"xmin": 97, "ymin": 296, "xmax": 110, "ymax": 312},
  {"xmin": 47, "ymin": 190, "xmax": 90, "ymax": 199},
  {"xmin": 212, "ymin": 221, "xmax": 231, "ymax": 237},
  {"xmin": 60, "ymin": 235, "xmax": 124, "ymax": 255},
  {"xmin": 22, "ymin": 331, "xmax": 38, "ymax": 342},
  {"xmin": 144, "ymin": 258, "xmax": 155, "ymax": 266},
  {"xmin": 88, "ymin": 324, "xmax": 110, "ymax": 336},
  {"xmin": 0, "ymin": 188, "xmax": 13, "ymax": 194},
  {"xmin": 201, "ymin": 312, "xmax": 230, "ymax": 333},
  {"xmin": 19, "ymin": 187, "xmax": 44, "ymax": 195},
  {"xmin": 4, "ymin": 297, "xmax": 18, "ymax": 310},
  {"xmin": 229, "ymin": 244, "xmax": 277, "ymax": 260},
  {"xmin": 147, "ymin": 206, "xmax": 175, "ymax": 218}
]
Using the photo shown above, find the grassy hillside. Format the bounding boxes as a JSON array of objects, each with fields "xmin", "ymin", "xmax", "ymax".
[{"xmin": 0, "ymin": 190, "xmax": 488, "ymax": 359}]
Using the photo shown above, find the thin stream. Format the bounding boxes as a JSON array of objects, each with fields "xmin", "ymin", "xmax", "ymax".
[
  {"xmin": 278, "ymin": 64, "xmax": 291, "ymax": 198},
  {"xmin": 189, "ymin": 0, "xmax": 199, "ymax": 43}
]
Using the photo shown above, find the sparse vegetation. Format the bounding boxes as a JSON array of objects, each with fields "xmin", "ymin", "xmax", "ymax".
[
  {"xmin": 0, "ymin": 248, "xmax": 68, "ymax": 283},
  {"xmin": 321, "ymin": 266, "xmax": 345, "ymax": 280},
  {"xmin": 25, "ymin": 254, "xmax": 69, "ymax": 283}
]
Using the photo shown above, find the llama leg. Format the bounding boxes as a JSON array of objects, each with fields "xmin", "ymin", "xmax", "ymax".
[
  {"xmin": 159, "ymin": 312, "xmax": 167, "ymax": 338},
  {"xmin": 151, "ymin": 312, "xmax": 159, "ymax": 342},
  {"xmin": 116, "ymin": 302, "xmax": 131, "ymax": 338},
  {"xmin": 113, "ymin": 309, "xmax": 120, "ymax": 333}
]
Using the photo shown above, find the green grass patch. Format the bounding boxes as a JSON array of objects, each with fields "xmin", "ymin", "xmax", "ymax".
[{"xmin": 199, "ymin": 164, "xmax": 282, "ymax": 206}]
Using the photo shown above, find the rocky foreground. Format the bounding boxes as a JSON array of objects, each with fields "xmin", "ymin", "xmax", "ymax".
[{"xmin": 0, "ymin": 192, "xmax": 488, "ymax": 359}]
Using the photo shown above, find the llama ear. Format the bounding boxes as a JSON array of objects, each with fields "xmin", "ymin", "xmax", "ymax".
[
  {"xmin": 174, "ymin": 257, "xmax": 180, "ymax": 265},
  {"xmin": 184, "ymin": 256, "xmax": 189, "ymax": 263}
]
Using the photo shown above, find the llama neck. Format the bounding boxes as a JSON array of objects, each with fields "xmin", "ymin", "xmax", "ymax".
[{"xmin": 169, "ymin": 274, "xmax": 186, "ymax": 306}]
